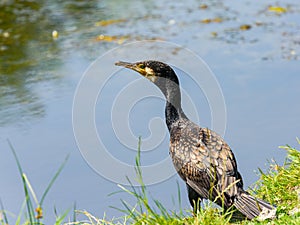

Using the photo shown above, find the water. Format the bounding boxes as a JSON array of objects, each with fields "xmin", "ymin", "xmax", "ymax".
[{"xmin": 0, "ymin": 0, "xmax": 299, "ymax": 223}]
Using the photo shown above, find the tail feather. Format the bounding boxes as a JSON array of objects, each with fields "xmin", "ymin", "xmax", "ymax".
[{"xmin": 234, "ymin": 191, "xmax": 276, "ymax": 220}]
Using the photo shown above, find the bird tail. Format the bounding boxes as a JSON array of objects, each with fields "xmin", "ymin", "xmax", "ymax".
[{"xmin": 234, "ymin": 191, "xmax": 276, "ymax": 220}]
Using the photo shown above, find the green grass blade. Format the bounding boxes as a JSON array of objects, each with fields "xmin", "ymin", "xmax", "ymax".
[
  {"xmin": 107, "ymin": 189, "xmax": 124, "ymax": 197},
  {"xmin": 7, "ymin": 140, "xmax": 37, "ymax": 224},
  {"xmin": 7, "ymin": 140, "xmax": 23, "ymax": 176},
  {"xmin": 15, "ymin": 200, "xmax": 26, "ymax": 225},
  {"xmin": 22, "ymin": 173, "xmax": 39, "ymax": 205},
  {"xmin": 125, "ymin": 176, "xmax": 139, "ymax": 198},
  {"xmin": 22, "ymin": 177, "xmax": 37, "ymax": 224},
  {"xmin": 153, "ymin": 199, "xmax": 168, "ymax": 219},
  {"xmin": 54, "ymin": 204, "xmax": 58, "ymax": 218},
  {"xmin": 109, "ymin": 205, "xmax": 130, "ymax": 215},
  {"xmin": 40, "ymin": 154, "xmax": 69, "ymax": 206},
  {"xmin": 72, "ymin": 201, "xmax": 77, "ymax": 223},
  {"xmin": 120, "ymin": 199, "xmax": 139, "ymax": 221},
  {"xmin": 176, "ymin": 180, "xmax": 183, "ymax": 217},
  {"xmin": 55, "ymin": 208, "xmax": 70, "ymax": 225},
  {"xmin": 0, "ymin": 198, "xmax": 9, "ymax": 225}
]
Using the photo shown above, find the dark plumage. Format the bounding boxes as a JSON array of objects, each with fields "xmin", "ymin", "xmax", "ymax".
[{"xmin": 115, "ymin": 60, "xmax": 276, "ymax": 220}]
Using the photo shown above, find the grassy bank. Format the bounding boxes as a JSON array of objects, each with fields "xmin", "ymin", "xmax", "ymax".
[
  {"xmin": 75, "ymin": 139, "xmax": 300, "ymax": 225},
  {"xmin": 1, "ymin": 140, "xmax": 299, "ymax": 224}
]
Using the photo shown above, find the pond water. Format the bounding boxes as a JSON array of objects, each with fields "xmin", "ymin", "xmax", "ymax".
[{"xmin": 0, "ymin": 0, "xmax": 300, "ymax": 223}]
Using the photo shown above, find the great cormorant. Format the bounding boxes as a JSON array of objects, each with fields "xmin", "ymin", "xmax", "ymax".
[{"xmin": 115, "ymin": 60, "xmax": 276, "ymax": 220}]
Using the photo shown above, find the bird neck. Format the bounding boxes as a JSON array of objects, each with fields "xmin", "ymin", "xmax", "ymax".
[
  {"xmin": 153, "ymin": 72, "xmax": 187, "ymax": 131},
  {"xmin": 164, "ymin": 84, "xmax": 187, "ymax": 131},
  {"xmin": 165, "ymin": 101, "xmax": 186, "ymax": 131}
]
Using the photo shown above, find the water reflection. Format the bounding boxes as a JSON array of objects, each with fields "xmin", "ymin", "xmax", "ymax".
[
  {"xmin": 0, "ymin": 1, "xmax": 58, "ymax": 125},
  {"xmin": 0, "ymin": 0, "xmax": 129, "ymax": 127},
  {"xmin": 0, "ymin": 1, "xmax": 106, "ymax": 126}
]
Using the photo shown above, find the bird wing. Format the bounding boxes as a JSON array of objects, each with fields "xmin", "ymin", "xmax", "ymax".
[
  {"xmin": 170, "ymin": 123, "xmax": 243, "ymax": 207},
  {"xmin": 193, "ymin": 127, "xmax": 243, "ymax": 205}
]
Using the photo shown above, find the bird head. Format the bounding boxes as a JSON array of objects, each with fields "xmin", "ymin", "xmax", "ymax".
[
  {"xmin": 115, "ymin": 60, "xmax": 182, "ymax": 111},
  {"xmin": 115, "ymin": 59, "xmax": 186, "ymax": 128},
  {"xmin": 115, "ymin": 60, "xmax": 179, "ymax": 85}
]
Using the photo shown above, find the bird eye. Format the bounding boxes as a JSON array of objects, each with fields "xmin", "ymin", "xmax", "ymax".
[{"xmin": 139, "ymin": 64, "xmax": 145, "ymax": 69}]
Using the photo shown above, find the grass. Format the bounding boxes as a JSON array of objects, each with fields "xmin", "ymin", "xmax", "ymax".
[
  {"xmin": 73, "ymin": 138, "xmax": 300, "ymax": 225},
  {"xmin": 1, "ymin": 139, "xmax": 299, "ymax": 224},
  {"xmin": 0, "ymin": 140, "xmax": 73, "ymax": 225}
]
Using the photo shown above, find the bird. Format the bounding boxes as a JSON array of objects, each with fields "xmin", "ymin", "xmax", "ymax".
[{"xmin": 115, "ymin": 60, "xmax": 276, "ymax": 220}]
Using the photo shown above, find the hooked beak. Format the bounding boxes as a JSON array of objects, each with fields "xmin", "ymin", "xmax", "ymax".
[{"xmin": 115, "ymin": 61, "xmax": 146, "ymax": 76}]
